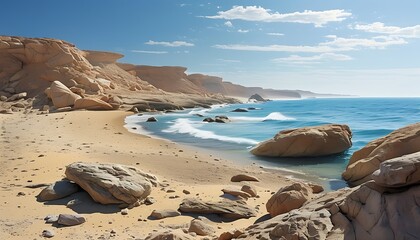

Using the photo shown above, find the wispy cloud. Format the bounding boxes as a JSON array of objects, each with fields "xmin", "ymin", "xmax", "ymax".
[
  {"xmin": 353, "ymin": 22, "xmax": 420, "ymax": 38},
  {"xmin": 224, "ymin": 21, "xmax": 233, "ymax": 28},
  {"xmin": 217, "ymin": 59, "xmax": 241, "ymax": 63},
  {"xmin": 214, "ymin": 35, "xmax": 407, "ymax": 53},
  {"xmin": 273, "ymin": 53, "xmax": 352, "ymax": 64},
  {"xmin": 131, "ymin": 50, "xmax": 168, "ymax": 54},
  {"xmin": 145, "ymin": 40, "xmax": 194, "ymax": 47},
  {"xmin": 321, "ymin": 35, "xmax": 407, "ymax": 49},
  {"xmin": 267, "ymin": 33, "xmax": 284, "ymax": 36},
  {"xmin": 238, "ymin": 29, "xmax": 249, "ymax": 33},
  {"xmin": 206, "ymin": 6, "xmax": 352, "ymax": 27}
]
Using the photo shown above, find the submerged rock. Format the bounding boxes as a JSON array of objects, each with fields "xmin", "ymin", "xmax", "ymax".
[
  {"xmin": 146, "ymin": 117, "xmax": 157, "ymax": 122},
  {"xmin": 251, "ymin": 124, "xmax": 352, "ymax": 157},
  {"xmin": 215, "ymin": 115, "xmax": 230, "ymax": 123},
  {"xmin": 231, "ymin": 108, "xmax": 248, "ymax": 112}
]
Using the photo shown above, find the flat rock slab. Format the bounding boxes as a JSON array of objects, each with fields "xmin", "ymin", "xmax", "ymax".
[
  {"xmin": 38, "ymin": 180, "xmax": 79, "ymax": 201},
  {"xmin": 179, "ymin": 198, "xmax": 257, "ymax": 219},
  {"xmin": 65, "ymin": 162, "xmax": 158, "ymax": 205},
  {"xmin": 150, "ymin": 209, "xmax": 181, "ymax": 219},
  {"xmin": 57, "ymin": 214, "xmax": 86, "ymax": 226}
]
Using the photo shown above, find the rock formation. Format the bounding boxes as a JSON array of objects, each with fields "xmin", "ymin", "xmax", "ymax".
[
  {"xmin": 236, "ymin": 148, "xmax": 420, "ymax": 239},
  {"xmin": 37, "ymin": 180, "xmax": 79, "ymax": 201},
  {"xmin": 251, "ymin": 124, "xmax": 352, "ymax": 157},
  {"xmin": 343, "ymin": 122, "xmax": 420, "ymax": 186},
  {"xmin": 65, "ymin": 162, "xmax": 158, "ymax": 205}
]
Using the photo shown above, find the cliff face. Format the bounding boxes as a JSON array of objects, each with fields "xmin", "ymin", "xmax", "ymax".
[
  {"xmin": 117, "ymin": 64, "xmax": 205, "ymax": 94},
  {"xmin": 0, "ymin": 36, "xmax": 157, "ymax": 103}
]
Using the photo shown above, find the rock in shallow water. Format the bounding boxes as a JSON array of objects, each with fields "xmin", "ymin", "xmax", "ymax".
[
  {"xmin": 65, "ymin": 162, "xmax": 158, "ymax": 205},
  {"xmin": 251, "ymin": 124, "xmax": 352, "ymax": 157}
]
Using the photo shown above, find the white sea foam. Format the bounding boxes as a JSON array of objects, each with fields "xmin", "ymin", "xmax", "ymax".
[
  {"xmin": 162, "ymin": 118, "xmax": 259, "ymax": 145},
  {"xmin": 231, "ymin": 112, "xmax": 295, "ymax": 122}
]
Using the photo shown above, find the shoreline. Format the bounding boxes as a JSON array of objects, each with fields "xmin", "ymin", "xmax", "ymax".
[{"xmin": 0, "ymin": 110, "xmax": 306, "ymax": 239}]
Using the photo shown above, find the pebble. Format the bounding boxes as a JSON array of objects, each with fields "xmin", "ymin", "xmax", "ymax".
[
  {"xmin": 42, "ymin": 229, "xmax": 55, "ymax": 238},
  {"xmin": 121, "ymin": 208, "xmax": 129, "ymax": 215}
]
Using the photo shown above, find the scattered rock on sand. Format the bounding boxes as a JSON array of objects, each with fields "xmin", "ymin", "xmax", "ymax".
[
  {"xmin": 150, "ymin": 209, "xmax": 181, "ymax": 219},
  {"xmin": 57, "ymin": 214, "xmax": 86, "ymax": 226},
  {"xmin": 121, "ymin": 208, "xmax": 129, "ymax": 215},
  {"xmin": 222, "ymin": 187, "xmax": 251, "ymax": 199},
  {"xmin": 146, "ymin": 117, "xmax": 157, "ymax": 122},
  {"xmin": 7, "ymin": 92, "xmax": 27, "ymax": 102},
  {"xmin": 231, "ymin": 174, "xmax": 259, "ymax": 182},
  {"xmin": 251, "ymin": 124, "xmax": 352, "ymax": 157},
  {"xmin": 145, "ymin": 229, "xmax": 195, "ymax": 240},
  {"xmin": 44, "ymin": 215, "xmax": 58, "ymax": 223},
  {"xmin": 144, "ymin": 196, "xmax": 156, "ymax": 205},
  {"xmin": 241, "ymin": 184, "xmax": 257, "ymax": 197},
  {"xmin": 179, "ymin": 198, "xmax": 257, "ymax": 219},
  {"xmin": 38, "ymin": 180, "xmax": 79, "ymax": 201},
  {"xmin": 65, "ymin": 162, "xmax": 158, "ymax": 205},
  {"xmin": 266, "ymin": 183, "xmax": 311, "ymax": 217},
  {"xmin": 182, "ymin": 189, "xmax": 191, "ymax": 195},
  {"xmin": 188, "ymin": 218, "xmax": 215, "ymax": 236},
  {"xmin": 42, "ymin": 229, "xmax": 55, "ymax": 238},
  {"xmin": 343, "ymin": 122, "xmax": 420, "ymax": 186}
]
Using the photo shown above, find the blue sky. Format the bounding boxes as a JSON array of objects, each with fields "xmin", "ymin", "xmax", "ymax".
[{"xmin": 2, "ymin": 0, "xmax": 420, "ymax": 96}]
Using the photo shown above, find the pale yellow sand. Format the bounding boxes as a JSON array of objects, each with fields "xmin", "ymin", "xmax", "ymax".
[{"xmin": 0, "ymin": 110, "xmax": 296, "ymax": 239}]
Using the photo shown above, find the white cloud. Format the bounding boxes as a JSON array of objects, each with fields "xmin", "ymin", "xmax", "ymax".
[
  {"xmin": 145, "ymin": 40, "xmax": 194, "ymax": 47},
  {"xmin": 238, "ymin": 29, "xmax": 249, "ymax": 33},
  {"xmin": 213, "ymin": 44, "xmax": 335, "ymax": 52},
  {"xmin": 224, "ymin": 21, "xmax": 233, "ymax": 27},
  {"xmin": 206, "ymin": 6, "xmax": 352, "ymax": 27},
  {"xmin": 131, "ymin": 50, "xmax": 168, "ymax": 54},
  {"xmin": 321, "ymin": 35, "xmax": 407, "ymax": 49},
  {"xmin": 214, "ymin": 35, "xmax": 407, "ymax": 53},
  {"xmin": 267, "ymin": 33, "xmax": 284, "ymax": 36},
  {"xmin": 273, "ymin": 53, "xmax": 352, "ymax": 64},
  {"xmin": 353, "ymin": 22, "xmax": 420, "ymax": 38}
]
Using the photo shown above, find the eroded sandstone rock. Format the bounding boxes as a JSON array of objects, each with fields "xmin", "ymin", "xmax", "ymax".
[{"xmin": 251, "ymin": 124, "xmax": 352, "ymax": 157}]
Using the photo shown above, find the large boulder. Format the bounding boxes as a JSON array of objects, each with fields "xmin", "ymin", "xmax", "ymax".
[
  {"xmin": 343, "ymin": 122, "xmax": 420, "ymax": 186},
  {"xmin": 73, "ymin": 97, "xmax": 113, "ymax": 110},
  {"xmin": 65, "ymin": 162, "xmax": 158, "ymax": 205},
  {"xmin": 179, "ymin": 198, "xmax": 257, "ymax": 220},
  {"xmin": 251, "ymin": 124, "xmax": 352, "ymax": 157},
  {"xmin": 49, "ymin": 81, "xmax": 81, "ymax": 108}
]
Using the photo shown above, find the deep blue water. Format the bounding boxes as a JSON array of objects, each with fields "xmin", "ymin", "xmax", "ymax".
[{"xmin": 125, "ymin": 98, "xmax": 420, "ymax": 190}]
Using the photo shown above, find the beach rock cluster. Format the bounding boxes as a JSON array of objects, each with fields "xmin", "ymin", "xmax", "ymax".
[
  {"xmin": 343, "ymin": 122, "xmax": 420, "ymax": 186},
  {"xmin": 251, "ymin": 124, "xmax": 352, "ymax": 157}
]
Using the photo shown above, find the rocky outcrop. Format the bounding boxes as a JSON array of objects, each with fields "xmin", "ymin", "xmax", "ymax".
[
  {"xmin": 248, "ymin": 93, "xmax": 266, "ymax": 102},
  {"xmin": 343, "ymin": 122, "xmax": 420, "ymax": 186},
  {"xmin": 145, "ymin": 229, "xmax": 195, "ymax": 240},
  {"xmin": 83, "ymin": 50, "xmax": 123, "ymax": 65},
  {"xmin": 236, "ymin": 151, "xmax": 420, "ymax": 240},
  {"xmin": 251, "ymin": 124, "xmax": 352, "ymax": 157},
  {"xmin": 65, "ymin": 162, "xmax": 158, "ymax": 205},
  {"xmin": 179, "ymin": 198, "xmax": 257, "ymax": 219},
  {"xmin": 38, "ymin": 180, "xmax": 79, "ymax": 201}
]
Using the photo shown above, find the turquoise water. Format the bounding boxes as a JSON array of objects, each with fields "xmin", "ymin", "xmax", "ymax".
[{"xmin": 125, "ymin": 98, "xmax": 420, "ymax": 190}]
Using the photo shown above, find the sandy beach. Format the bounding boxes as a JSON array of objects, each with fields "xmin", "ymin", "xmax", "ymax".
[{"xmin": 0, "ymin": 110, "xmax": 298, "ymax": 239}]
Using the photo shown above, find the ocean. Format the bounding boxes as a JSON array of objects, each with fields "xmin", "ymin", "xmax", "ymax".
[{"xmin": 125, "ymin": 98, "xmax": 420, "ymax": 190}]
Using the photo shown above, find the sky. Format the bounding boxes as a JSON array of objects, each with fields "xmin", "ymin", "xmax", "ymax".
[{"xmin": 2, "ymin": 0, "xmax": 420, "ymax": 97}]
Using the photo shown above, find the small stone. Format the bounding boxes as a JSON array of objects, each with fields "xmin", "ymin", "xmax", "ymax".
[
  {"xmin": 110, "ymin": 229, "xmax": 116, "ymax": 234},
  {"xmin": 183, "ymin": 190, "xmax": 191, "ymax": 195},
  {"xmin": 166, "ymin": 189, "xmax": 175, "ymax": 193},
  {"xmin": 57, "ymin": 214, "xmax": 86, "ymax": 226},
  {"xmin": 144, "ymin": 196, "xmax": 156, "ymax": 205},
  {"xmin": 66, "ymin": 199, "xmax": 82, "ymax": 208},
  {"xmin": 121, "ymin": 208, "xmax": 129, "ymax": 215},
  {"xmin": 0, "ymin": 96, "xmax": 7, "ymax": 101},
  {"xmin": 17, "ymin": 192, "xmax": 26, "ymax": 197},
  {"xmin": 150, "ymin": 209, "xmax": 181, "ymax": 219},
  {"xmin": 42, "ymin": 229, "xmax": 55, "ymax": 238},
  {"xmin": 44, "ymin": 215, "xmax": 58, "ymax": 223},
  {"xmin": 146, "ymin": 117, "xmax": 157, "ymax": 122}
]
